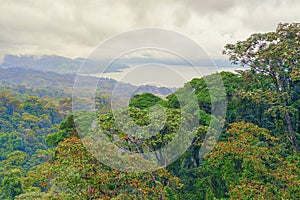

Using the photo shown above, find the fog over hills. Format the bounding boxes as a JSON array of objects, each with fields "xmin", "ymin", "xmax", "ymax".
[
  {"xmin": 0, "ymin": 54, "xmax": 128, "ymax": 74},
  {"xmin": 0, "ymin": 67, "xmax": 174, "ymax": 98}
]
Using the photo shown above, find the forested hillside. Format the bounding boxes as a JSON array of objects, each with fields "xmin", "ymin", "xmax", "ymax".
[
  {"xmin": 0, "ymin": 68, "xmax": 173, "ymax": 96},
  {"xmin": 0, "ymin": 23, "xmax": 300, "ymax": 199},
  {"xmin": 0, "ymin": 55, "xmax": 128, "ymax": 74}
]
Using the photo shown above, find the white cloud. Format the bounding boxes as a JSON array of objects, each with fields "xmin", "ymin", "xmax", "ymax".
[{"xmin": 0, "ymin": 0, "xmax": 300, "ymax": 60}]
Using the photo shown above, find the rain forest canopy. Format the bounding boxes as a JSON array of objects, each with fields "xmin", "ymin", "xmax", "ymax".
[{"xmin": 0, "ymin": 22, "xmax": 299, "ymax": 199}]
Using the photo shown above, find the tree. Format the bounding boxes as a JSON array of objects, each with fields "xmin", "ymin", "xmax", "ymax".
[
  {"xmin": 35, "ymin": 136, "xmax": 180, "ymax": 199},
  {"xmin": 129, "ymin": 93, "xmax": 166, "ymax": 110},
  {"xmin": 224, "ymin": 22, "xmax": 300, "ymax": 151},
  {"xmin": 46, "ymin": 114, "xmax": 77, "ymax": 146},
  {"xmin": 1, "ymin": 169, "xmax": 24, "ymax": 199},
  {"xmin": 195, "ymin": 122, "xmax": 300, "ymax": 199}
]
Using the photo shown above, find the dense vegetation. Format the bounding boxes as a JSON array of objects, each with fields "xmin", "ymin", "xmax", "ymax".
[{"xmin": 0, "ymin": 23, "xmax": 299, "ymax": 199}]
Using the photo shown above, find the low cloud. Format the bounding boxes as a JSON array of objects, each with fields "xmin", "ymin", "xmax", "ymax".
[{"xmin": 0, "ymin": 0, "xmax": 300, "ymax": 60}]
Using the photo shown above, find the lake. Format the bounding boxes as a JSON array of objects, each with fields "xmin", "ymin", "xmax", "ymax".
[{"xmin": 81, "ymin": 64, "xmax": 244, "ymax": 88}]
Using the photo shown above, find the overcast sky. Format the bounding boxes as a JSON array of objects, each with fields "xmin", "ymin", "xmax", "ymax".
[{"xmin": 1, "ymin": 0, "xmax": 300, "ymax": 61}]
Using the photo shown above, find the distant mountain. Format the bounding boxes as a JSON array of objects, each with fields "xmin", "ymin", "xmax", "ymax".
[
  {"xmin": 0, "ymin": 67, "xmax": 173, "ymax": 97},
  {"xmin": 0, "ymin": 67, "xmax": 76, "ymax": 90},
  {"xmin": 0, "ymin": 54, "xmax": 79, "ymax": 73},
  {"xmin": 0, "ymin": 54, "xmax": 129, "ymax": 74},
  {"xmin": 0, "ymin": 54, "xmax": 234, "ymax": 75}
]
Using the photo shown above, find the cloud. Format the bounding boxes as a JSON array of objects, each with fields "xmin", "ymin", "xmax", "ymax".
[{"xmin": 0, "ymin": 0, "xmax": 300, "ymax": 61}]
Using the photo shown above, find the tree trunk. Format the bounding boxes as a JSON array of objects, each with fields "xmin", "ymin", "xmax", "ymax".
[{"xmin": 285, "ymin": 110, "xmax": 299, "ymax": 152}]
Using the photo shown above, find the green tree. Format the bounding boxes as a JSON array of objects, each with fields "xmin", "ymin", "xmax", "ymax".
[
  {"xmin": 1, "ymin": 169, "xmax": 23, "ymax": 199},
  {"xmin": 46, "ymin": 114, "xmax": 77, "ymax": 146},
  {"xmin": 129, "ymin": 93, "xmax": 166, "ymax": 110},
  {"xmin": 224, "ymin": 22, "xmax": 300, "ymax": 151},
  {"xmin": 195, "ymin": 122, "xmax": 300, "ymax": 199}
]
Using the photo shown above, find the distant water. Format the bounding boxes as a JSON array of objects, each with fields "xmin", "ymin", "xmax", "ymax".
[{"xmin": 81, "ymin": 64, "xmax": 244, "ymax": 88}]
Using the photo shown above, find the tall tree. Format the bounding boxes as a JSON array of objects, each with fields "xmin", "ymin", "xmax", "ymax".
[
  {"xmin": 224, "ymin": 22, "xmax": 300, "ymax": 151},
  {"xmin": 1, "ymin": 169, "xmax": 24, "ymax": 199},
  {"xmin": 195, "ymin": 122, "xmax": 300, "ymax": 199}
]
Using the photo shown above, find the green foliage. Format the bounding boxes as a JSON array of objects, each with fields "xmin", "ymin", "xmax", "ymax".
[
  {"xmin": 1, "ymin": 169, "xmax": 23, "ymax": 199},
  {"xmin": 46, "ymin": 114, "xmax": 77, "ymax": 146},
  {"xmin": 194, "ymin": 122, "xmax": 300, "ymax": 199},
  {"xmin": 129, "ymin": 92, "xmax": 166, "ymax": 109},
  {"xmin": 27, "ymin": 136, "xmax": 180, "ymax": 199},
  {"xmin": 2, "ymin": 22, "xmax": 300, "ymax": 200},
  {"xmin": 0, "ymin": 87, "xmax": 68, "ymax": 199},
  {"xmin": 224, "ymin": 22, "xmax": 300, "ymax": 151}
]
